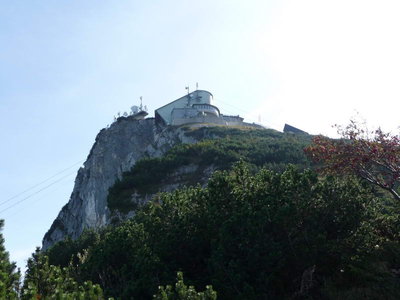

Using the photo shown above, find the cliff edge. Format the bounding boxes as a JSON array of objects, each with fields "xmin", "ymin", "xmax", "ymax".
[{"xmin": 42, "ymin": 116, "xmax": 197, "ymax": 250}]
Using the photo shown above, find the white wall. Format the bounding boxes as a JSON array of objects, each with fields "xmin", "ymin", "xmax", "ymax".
[{"xmin": 155, "ymin": 90, "xmax": 213, "ymax": 125}]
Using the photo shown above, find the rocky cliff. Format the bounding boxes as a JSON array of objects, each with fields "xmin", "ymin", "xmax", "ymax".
[{"xmin": 42, "ymin": 116, "xmax": 199, "ymax": 250}]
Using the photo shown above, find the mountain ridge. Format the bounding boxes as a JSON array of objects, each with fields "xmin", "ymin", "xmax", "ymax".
[{"xmin": 42, "ymin": 116, "xmax": 308, "ymax": 250}]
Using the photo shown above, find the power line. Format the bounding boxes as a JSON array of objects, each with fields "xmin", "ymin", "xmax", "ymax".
[
  {"xmin": 0, "ymin": 159, "xmax": 84, "ymax": 208},
  {"xmin": 2, "ymin": 175, "xmax": 72, "ymax": 219},
  {"xmin": 0, "ymin": 170, "xmax": 77, "ymax": 215}
]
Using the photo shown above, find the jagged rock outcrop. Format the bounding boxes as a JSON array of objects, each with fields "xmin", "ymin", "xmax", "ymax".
[{"xmin": 42, "ymin": 116, "xmax": 198, "ymax": 250}]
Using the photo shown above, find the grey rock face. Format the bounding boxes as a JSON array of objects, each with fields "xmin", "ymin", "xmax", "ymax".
[{"xmin": 42, "ymin": 116, "xmax": 198, "ymax": 250}]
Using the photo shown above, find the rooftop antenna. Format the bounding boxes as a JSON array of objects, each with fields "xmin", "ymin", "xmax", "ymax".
[
  {"xmin": 185, "ymin": 86, "xmax": 191, "ymax": 107},
  {"xmin": 140, "ymin": 96, "xmax": 143, "ymax": 111}
]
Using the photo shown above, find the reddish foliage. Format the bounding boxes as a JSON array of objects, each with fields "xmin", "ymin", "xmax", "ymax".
[{"xmin": 305, "ymin": 121, "xmax": 400, "ymax": 200}]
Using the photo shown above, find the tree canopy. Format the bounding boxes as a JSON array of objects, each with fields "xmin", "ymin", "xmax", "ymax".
[
  {"xmin": 15, "ymin": 124, "xmax": 400, "ymax": 299},
  {"xmin": 0, "ymin": 219, "xmax": 20, "ymax": 299},
  {"xmin": 38, "ymin": 163, "xmax": 400, "ymax": 299},
  {"xmin": 305, "ymin": 121, "xmax": 400, "ymax": 200}
]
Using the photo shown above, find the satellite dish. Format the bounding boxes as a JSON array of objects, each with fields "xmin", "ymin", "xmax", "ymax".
[{"xmin": 131, "ymin": 106, "xmax": 139, "ymax": 114}]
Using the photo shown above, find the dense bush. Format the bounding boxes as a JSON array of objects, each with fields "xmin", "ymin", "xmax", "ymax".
[
  {"xmin": 21, "ymin": 248, "xmax": 104, "ymax": 300},
  {"xmin": 108, "ymin": 127, "xmax": 311, "ymax": 213},
  {"xmin": 0, "ymin": 220, "xmax": 20, "ymax": 299},
  {"xmin": 40, "ymin": 163, "xmax": 400, "ymax": 299},
  {"xmin": 154, "ymin": 272, "xmax": 217, "ymax": 300}
]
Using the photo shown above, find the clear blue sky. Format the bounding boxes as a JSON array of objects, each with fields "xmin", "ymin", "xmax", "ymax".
[{"xmin": 1, "ymin": 0, "xmax": 400, "ymax": 270}]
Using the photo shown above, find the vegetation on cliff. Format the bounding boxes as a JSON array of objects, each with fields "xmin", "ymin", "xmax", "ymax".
[
  {"xmin": 305, "ymin": 120, "xmax": 400, "ymax": 201},
  {"xmin": 37, "ymin": 163, "xmax": 400, "ymax": 299},
  {"xmin": 108, "ymin": 126, "xmax": 310, "ymax": 213},
  {"xmin": 0, "ymin": 220, "xmax": 20, "ymax": 299},
  {"xmin": 11, "ymin": 124, "xmax": 400, "ymax": 299}
]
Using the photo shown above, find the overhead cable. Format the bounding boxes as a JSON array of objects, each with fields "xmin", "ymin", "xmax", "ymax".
[
  {"xmin": 2, "ymin": 174, "xmax": 73, "ymax": 219},
  {"xmin": 0, "ymin": 170, "xmax": 77, "ymax": 215},
  {"xmin": 0, "ymin": 159, "xmax": 84, "ymax": 207}
]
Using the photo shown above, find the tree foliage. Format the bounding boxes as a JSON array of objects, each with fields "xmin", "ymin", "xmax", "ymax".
[
  {"xmin": 41, "ymin": 163, "xmax": 400, "ymax": 299},
  {"xmin": 108, "ymin": 127, "xmax": 310, "ymax": 213},
  {"xmin": 154, "ymin": 272, "xmax": 217, "ymax": 300},
  {"xmin": 305, "ymin": 120, "xmax": 400, "ymax": 200},
  {"xmin": 0, "ymin": 219, "xmax": 20, "ymax": 299},
  {"xmin": 21, "ymin": 248, "xmax": 105, "ymax": 300}
]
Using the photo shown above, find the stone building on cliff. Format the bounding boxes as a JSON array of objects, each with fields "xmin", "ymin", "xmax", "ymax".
[{"xmin": 155, "ymin": 90, "xmax": 244, "ymax": 126}]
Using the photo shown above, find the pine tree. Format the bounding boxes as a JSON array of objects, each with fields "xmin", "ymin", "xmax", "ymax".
[
  {"xmin": 0, "ymin": 219, "xmax": 20, "ymax": 299},
  {"xmin": 154, "ymin": 272, "xmax": 217, "ymax": 300},
  {"xmin": 22, "ymin": 248, "xmax": 105, "ymax": 300}
]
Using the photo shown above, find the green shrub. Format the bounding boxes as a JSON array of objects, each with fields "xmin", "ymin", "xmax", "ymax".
[
  {"xmin": 154, "ymin": 272, "xmax": 217, "ymax": 300},
  {"xmin": 107, "ymin": 126, "xmax": 311, "ymax": 213},
  {"xmin": 44, "ymin": 163, "xmax": 400, "ymax": 299}
]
